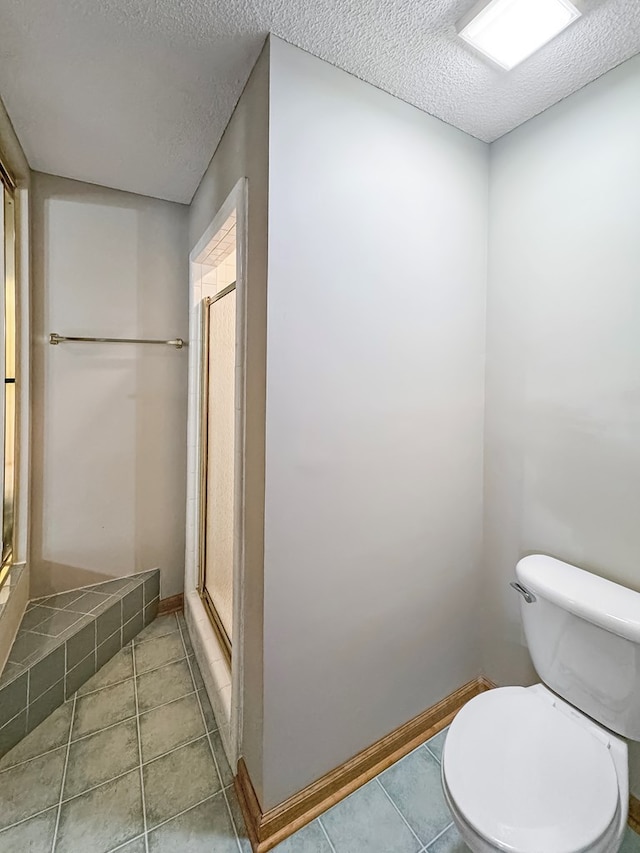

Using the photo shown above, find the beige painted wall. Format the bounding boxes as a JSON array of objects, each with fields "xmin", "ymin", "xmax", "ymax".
[
  {"xmin": 30, "ymin": 172, "xmax": 189, "ymax": 600},
  {"xmin": 188, "ymin": 42, "xmax": 269, "ymax": 799},
  {"xmin": 262, "ymin": 37, "xmax": 488, "ymax": 809},
  {"xmin": 483, "ymin": 54, "xmax": 640, "ymax": 790}
]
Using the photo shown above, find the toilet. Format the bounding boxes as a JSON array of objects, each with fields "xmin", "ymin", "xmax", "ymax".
[{"xmin": 442, "ymin": 554, "xmax": 640, "ymax": 853}]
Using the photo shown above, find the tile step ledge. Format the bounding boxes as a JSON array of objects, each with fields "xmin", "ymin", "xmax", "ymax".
[{"xmin": 0, "ymin": 569, "xmax": 160, "ymax": 757}]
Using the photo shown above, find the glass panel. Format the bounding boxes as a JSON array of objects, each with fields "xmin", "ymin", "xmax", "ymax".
[
  {"xmin": 204, "ymin": 288, "xmax": 236, "ymax": 643},
  {"xmin": 0, "ymin": 183, "xmax": 15, "ymax": 589},
  {"xmin": 3, "ymin": 188, "xmax": 16, "ymax": 570}
]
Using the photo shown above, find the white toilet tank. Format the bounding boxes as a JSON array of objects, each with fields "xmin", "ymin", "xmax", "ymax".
[{"xmin": 515, "ymin": 554, "xmax": 640, "ymax": 740}]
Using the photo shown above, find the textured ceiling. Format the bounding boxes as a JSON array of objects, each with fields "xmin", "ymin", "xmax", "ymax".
[{"xmin": 0, "ymin": 0, "xmax": 639, "ymax": 203}]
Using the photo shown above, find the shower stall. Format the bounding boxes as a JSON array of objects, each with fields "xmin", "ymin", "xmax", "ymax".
[{"xmin": 184, "ymin": 180, "xmax": 246, "ymax": 767}]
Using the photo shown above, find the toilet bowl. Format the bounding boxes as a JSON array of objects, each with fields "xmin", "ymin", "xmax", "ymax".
[
  {"xmin": 441, "ymin": 684, "xmax": 628, "ymax": 853},
  {"xmin": 437, "ymin": 554, "xmax": 640, "ymax": 852}
]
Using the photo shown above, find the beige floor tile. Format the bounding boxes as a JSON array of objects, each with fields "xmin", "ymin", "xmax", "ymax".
[
  {"xmin": 56, "ymin": 769, "xmax": 144, "ymax": 853},
  {"xmin": 135, "ymin": 615, "xmax": 179, "ymax": 643},
  {"xmin": 134, "ymin": 633, "xmax": 185, "ymax": 675},
  {"xmin": 0, "ymin": 746, "xmax": 66, "ymax": 829},
  {"xmin": 115, "ymin": 837, "xmax": 147, "ymax": 853},
  {"xmin": 143, "ymin": 736, "xmax": 220, "ymax": 829},
  {"xmin": 136, "ymin": 659, "xmax": 194, "ymax": 713},
  {"xmin": 64, "ymin": 718, "xmax": 139, "ymax": 799},
  {"xmin": 72, "ymin": 679, "xmax": 136, "ymax": 740},
  {"xmin": 147, "ymin": 793, "xmax": 239, "ymax": 853},
  {"xmin": 139, "ymin": 694, "xmax": 204, "ymax": 763},
  {"xmin": 0, "ymin": 806, "xmax": 58, "ymax": 850}
]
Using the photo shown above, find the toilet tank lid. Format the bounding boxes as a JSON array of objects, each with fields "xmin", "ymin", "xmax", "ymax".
[{"xmin": 516, "ymin": 555, "xmax": 640, "ymax": 643}]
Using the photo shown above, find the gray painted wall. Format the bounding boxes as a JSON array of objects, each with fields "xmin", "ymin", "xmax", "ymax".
[
  {"xmin": 484, "ymin": 53, "xmax": 640, "ymax": 792},
  {"xmin": 30, "ymin": 172, "xmax": 189, "ymax": 600},
  {"xmin": 261, "ymin": 37, "xmax": 488, "ymax": 809},
  {"xmin": 188, "ymin": 42, "xmax": 270, "ymax": 799}
]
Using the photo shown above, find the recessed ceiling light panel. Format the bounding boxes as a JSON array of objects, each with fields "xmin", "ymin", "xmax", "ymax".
[{"xmin": 457, "ymin": 0, "xmax": 582, "ymax": 71}]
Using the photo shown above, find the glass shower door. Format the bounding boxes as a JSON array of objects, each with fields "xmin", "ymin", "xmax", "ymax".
[
  {"xmin": 199, "ymin": 284, "xmax": 236, "ymax": 657},
  {"xmin": 0, "ymin": 178, "xmax": 16, "ymax": 589}
]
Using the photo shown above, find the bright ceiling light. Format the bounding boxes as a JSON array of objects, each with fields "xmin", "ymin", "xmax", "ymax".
[{"xmin": 457, "ymin": 0, "xmax": 582, "ymax": 71}]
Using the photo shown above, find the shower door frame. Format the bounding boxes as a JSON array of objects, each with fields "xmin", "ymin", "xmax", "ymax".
[
  {"xmin": 0, "ymin": 164, "xmax": 17, "ymax": 592},
  {"xmin": 185, "ymin": 177, "xmax": 247, "ymax": 769},
  {"xmin": 198, "ymin": 282, "xmax": 237, "ymax": 665}
]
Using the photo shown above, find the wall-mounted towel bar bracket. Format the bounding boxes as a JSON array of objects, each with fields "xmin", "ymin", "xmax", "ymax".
[{"xmin": 49, "ymin": 333, "xmax": 185, "ymax": 349}]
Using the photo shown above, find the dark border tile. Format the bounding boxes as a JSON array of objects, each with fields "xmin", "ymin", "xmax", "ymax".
[
  {"xmin": 123, "ymin": 586, "xmax": 143, "ymax": 624},
  {"xmin": 143, "ymin": 598, "xmax": 159, "ymax": 628},
  {"xmin": 0, "ymin": 711, "xmax": 27, "ymax": 758},
  {"xmin": 0, "ymin": 662, "xmax": 26, "ymax": 688},
  {"xmin": 8, "ymin": 631, "xmax": 48, "ymax": 666},
  {"xmin": 29, "ymin": 645, "xmax": 65, "ymax": 701},
  {"xmin": 28, "ymin": 678, "xmax": 65, "ymax": 732},
  {"xmin": 144, "ymin": 572, "xmax": 160, "ymax": 607},
  {"xmin": 67, "ymin": 591, "xmax": 112, "ymax": 614},
  {"xmin": 97, "ymin": 601, "xmax": 122, "ymax": 645},
  {"xmin": 31, "ymin": 609, "xmax": 85, "ymax": 639},
  {"xmin": 0, "ymin": 672, "xmax": 28, "ymax": 727},
  {"xmin": 123, "ymin": 610, "xmax": 144, "ymax": 646},
  {"xmin": 97, "ymin": 629, "xmax": 123, "ymax": 669},
  {"xmin": 67, "ymin": 620, "xmax": 96, "ymax": 669},
  {"xmin": 65, "ymin": 652, "xmax": 97, "ymax": 700}
]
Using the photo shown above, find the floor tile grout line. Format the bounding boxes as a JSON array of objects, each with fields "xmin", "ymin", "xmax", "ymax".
[
  {"xmin": 375, "ymin": 777, "xmax": 425, "ymax": 848},
  {"xmin": 68, "ymin": 695, "xmax": 217, "ymax": 753},
  {"xmin": 423, "ymin": 821, "xmax": 454, "ymax": 850},
  {"xmin": 137, "ymin": 654, "xmax": 189, "ymax": 677},
  {"xmin": 0, "ymin": 707, "xmax": 31, "ymax": 745},
  {"xmin": 68, "ymin": 711, "xmax": 139, "ymax": 744},
  {"xmin": 142, "ymin": 732, "xmax": 214, "ymax": 769},
  {"xmin": 176, "ymin": 613, "xmax": 243, "ymax": 853},
  {"xmin": 424, "ymin": 744, "xmax": 442, "ymax": 764},
  {"xmin": 50, "ymin": 692, "xmax": 77, "ymax": 852},
  {"xmin": 131, "ymin": 636, "xmax": 150, "ymax": 853},
  {"xmin": 60, "ymin": 766, "xmax": 143, "ymax": 807},
  {"xmin": 317, "ymin": 816, "xmax": 339, "ymax": 853},
  {"xmin": 107, "ymin": 831, "xmax": 147, "ymax": 853},
  {"xmin": 139, "ymin": 687, "xmax": 200, "ymax": 717},
  {"xmin": 145, "ymin": 791, "xmax": 223, "ymax": 836},
  {"xmin": 45, "ymin": 733, "xmax": 214, "ymax": 812},
  {"xmin": 0, "ymin": 740, "xmax": 65, "ymax": 775},
  {"xmin": 133, "ymin": 628, "xmax": 181, "ymax": 647},
  {"xmin": 29, "ymin": 615, "xmax": 92, "ymax": 639},
  {"xmin": 0, "ymin": 803, "xmax": 59, "ymax": 836}
]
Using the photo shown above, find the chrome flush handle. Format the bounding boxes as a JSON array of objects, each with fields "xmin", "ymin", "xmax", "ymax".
[{"xmin": 510, "ymin": 581, "xmax": 536, "ymax": 604}]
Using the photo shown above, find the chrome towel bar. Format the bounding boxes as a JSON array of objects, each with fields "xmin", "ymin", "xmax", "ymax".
[{"xmin": 49, "ymin": 333, "xmax": 185, "ymax": 349}]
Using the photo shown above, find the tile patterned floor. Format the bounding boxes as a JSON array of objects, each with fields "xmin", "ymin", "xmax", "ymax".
[
  {"xmin": 0, "ymin": 612, "xmax": 236, "ymax": 853},
  {"xmin": 1, "ymin": 612, "xmax": 640, "ymax": 852}
]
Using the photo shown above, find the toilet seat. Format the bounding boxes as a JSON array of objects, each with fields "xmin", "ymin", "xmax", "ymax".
[{"xmin": 442, "ymin": 687, "xmax": 620, "ymax": 853}]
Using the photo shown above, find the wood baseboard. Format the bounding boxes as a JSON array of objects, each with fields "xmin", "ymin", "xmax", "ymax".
[
  {"xmin": 235, "ymin": 676, "xmax": 493, "ymax": 853},
  {"xmin": 158, "ymin": 593, "xmax": 184, "ymax": 616},
  {"xmin": 629, "ymin": 795, "xmax": 640, "ymax": 834}
]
